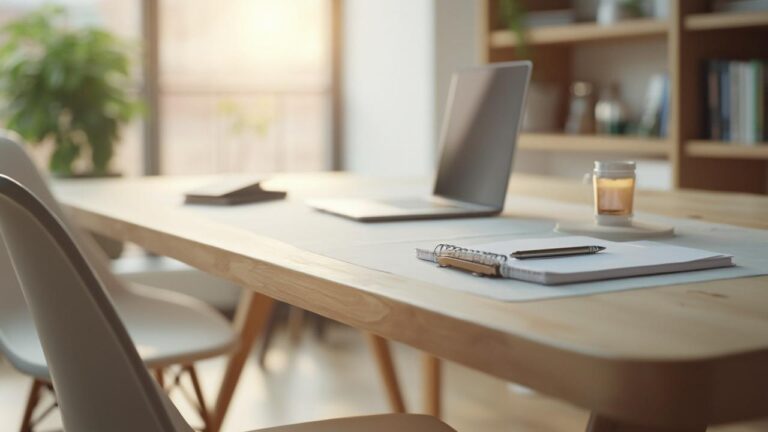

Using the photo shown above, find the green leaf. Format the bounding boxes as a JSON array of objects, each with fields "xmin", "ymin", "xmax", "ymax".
[
  {"xmin": 0, "ymin": 5, "xmax": 139, "ymax": 174},
  {"xmin": 49, "ymin": 137, "xmax": 80, "ymax": 175},
  {"xmin": 499, "ymin": 0, "xmax": 529, "ymax": 58}
]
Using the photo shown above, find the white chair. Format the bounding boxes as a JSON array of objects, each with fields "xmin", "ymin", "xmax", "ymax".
[
  {"xmin": 0, "ymin": 173, "xmax": 456, "ymax": 432},
  {"xmin": 0, "ymin": 134, "xmax": 236, "ymax": 431}
]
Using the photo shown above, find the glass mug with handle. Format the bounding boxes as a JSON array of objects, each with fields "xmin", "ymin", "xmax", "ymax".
[{"xmin": 592, "ymin": 160, "xmax": 636, "ymax": 226}]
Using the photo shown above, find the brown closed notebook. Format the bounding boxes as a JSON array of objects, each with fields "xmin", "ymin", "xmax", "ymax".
[{"xmin": 184, "ymin": 178, "xmax": 287, "ymax": 206}]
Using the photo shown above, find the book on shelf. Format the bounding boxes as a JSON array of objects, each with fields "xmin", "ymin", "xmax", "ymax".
[
  {"xmin": 713, "ymin": 0, "xmax": 768, "ymax": 12},
  {"xmin": 524, "ymin": 9, "xmax": 576, "ymax": 27},
  {"xmin": 639, "ymin": 73, "xmax": 668, "ymax": 137},
  {"xmin": 703, "ymin": 59, "xmax": 767, "ymax": 145}
]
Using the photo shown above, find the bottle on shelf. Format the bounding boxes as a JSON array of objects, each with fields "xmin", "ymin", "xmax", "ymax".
[
  {"xmin": 595, "ymin": 83, "xmax": 629, "ymax": 135},
  {"xmin": 565, "ymin": 81, "xmax": 596, "ymax": 135}
]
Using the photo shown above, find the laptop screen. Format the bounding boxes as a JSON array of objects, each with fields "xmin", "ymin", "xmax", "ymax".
[{"xmin": 433, "ymin": 62, "xmax": 531, "ymax": 209}]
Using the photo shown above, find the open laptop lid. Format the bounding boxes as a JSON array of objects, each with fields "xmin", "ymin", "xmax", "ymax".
[{"xmin": 432, "ymin": 61, "xmax": 532, "ymax": 209}]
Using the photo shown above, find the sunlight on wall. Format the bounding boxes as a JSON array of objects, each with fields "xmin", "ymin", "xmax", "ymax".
[
  {"xmin": 0, "ymin": 0, "xmax": 332, "ymax": 176},
  {"xmin": 159, "ymin": 0, "xmax": 331, "ymax": 174}
]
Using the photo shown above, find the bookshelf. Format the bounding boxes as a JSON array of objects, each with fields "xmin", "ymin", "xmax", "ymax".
[
  {"xmin": 484, "ymin": 0, "xmax": 768, "ymax": 194},
  {"xmin": 519, "ymin": 133, "xmax": 670, "ymax": 157},
  {"xmin": 489, "ymin": 18, "xmax": 668, "ymax": 47},
  {"xmin": 686, "ymin": 141, "xmax": 768, "ymax": 160},
  {"xmin": 686, "ymin": 10, "xmax": 768, "ymax": 30}
]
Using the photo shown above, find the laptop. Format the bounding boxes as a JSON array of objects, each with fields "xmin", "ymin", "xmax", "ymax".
[{"xmin": 308, "ymin": 61, "xmax": 532, "ymax": 222}]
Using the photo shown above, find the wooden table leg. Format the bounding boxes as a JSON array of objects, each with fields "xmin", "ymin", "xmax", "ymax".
[
  {"xmin": 422, "ymin": 354, "xmax": 442, "ymax": 418},
  {"xmin": 367, "ymin": 333, "xmax": 406, "ymax": 413},
  {"xmin": 210, "ymin": 290, "xmax": 274, "ymax": 432},
  {"xmin": 586, "ymin": 414, "xmax": 706, "ymax": 432}
]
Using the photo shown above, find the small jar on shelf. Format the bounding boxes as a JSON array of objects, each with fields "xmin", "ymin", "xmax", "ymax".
[{"xmin": 595, "ymin": 83, "xmax": 629, "ymax": 135}]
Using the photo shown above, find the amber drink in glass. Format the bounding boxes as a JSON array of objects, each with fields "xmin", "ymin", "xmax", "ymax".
[{"xmin": 593, "ymin": 161, "xmax": 636, "ymax": 226}]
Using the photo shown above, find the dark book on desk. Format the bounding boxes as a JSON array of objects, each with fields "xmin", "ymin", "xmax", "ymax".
[{"xmin": 184, "ymin": 178, "xmax": 286, "ymax": 206}]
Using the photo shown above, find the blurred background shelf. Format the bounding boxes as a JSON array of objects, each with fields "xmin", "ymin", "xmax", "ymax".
[
  {"xmin": 686, "ymin": 141, "xmax": 768, "ymax": 160},
  {"xmin": 685, "ymin": 10, "xmax": 768, "ymax": 30},
  {"xmin": 518, "ymin": 134, "xmax": 670, "ymax": 157},
  {"xmin": 485, "ymin": 0, "xmax": 768, "ymax": 194},
  {"xmin": 489, "ymin": 18, "xmax": 668, "ymax": 48}
]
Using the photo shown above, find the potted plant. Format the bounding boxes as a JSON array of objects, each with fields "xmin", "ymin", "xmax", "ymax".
[
  {"xmin": 0, "ymin": 5, "xmax": 140, "ymax": 177},
  {"xmin": 499, "ymin": 0, "xmax": 528, "ymax": 56}
]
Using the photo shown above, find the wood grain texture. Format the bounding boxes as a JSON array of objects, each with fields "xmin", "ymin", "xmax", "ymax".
[
  {"xmin": 367, "ymin": 334, "xmax": 407, "ymax": 413},
  {"xmin": 54, "ymin": 173, "xmax": 768, "ymax": 430},
  {"xmin": 486, "ymin": 0, "xmax": 768, "ymax": 194},
  {"xmin": 422, "ymin": 355, "xmax": 442, "ymax": 418},
  {"xmin": 686, "ymin": 10, "xmax": 768, "ymax": 31},
  {"xmin": 670, "ymin": 0, "xmax": 768, "ymax": 193},
  {"xmin": 518, "ymin": 134, "xmax": 670, "ymax": 157},
  {"xmin": 489, "ymin": 19, "xmax": 668, "ymax": 47},
  {"xmin": 211, "ymin": 291, "xmax": 274, "ymax": 432},
  {"xmin": 506, "ymin": 174, "xmax": 768, "ymax": 230},
  {"xmin": 587, "ymin": 414, "xmax": 706, "ymax": 432},
  {"xmin": 686, "ymin": 141, "xmax": 768, "ymax": 160}
]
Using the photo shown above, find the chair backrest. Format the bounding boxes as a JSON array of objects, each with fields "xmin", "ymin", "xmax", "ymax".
[
  {"xmin": 0, "ymin": 133, "xmax": 128, "ymax": 367},
  {"xmin": 0, "ymin": 132, "xmax": 124, "ymax": 284},
  {"xmin": 0, "ymin": 174, "xmax": 190, "ymax": 431}
]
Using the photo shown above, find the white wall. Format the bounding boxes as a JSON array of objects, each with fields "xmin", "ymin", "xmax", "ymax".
[
  {"xmin": 433, "ymin": 0, "xmax": 483, "ymax": 145},
  {"xmin": 341, "ymin": 0, "xmax": 483, "ymax": 177},
  {"xmin": 342, "ymin": 0, "xmax": 435, "ymax": 176},
  {"xmin": 341, "ymin": 1, "xmax": 670, "ymax": 189}
]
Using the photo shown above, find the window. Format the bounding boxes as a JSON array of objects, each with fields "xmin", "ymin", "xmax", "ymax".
[
  {"xmin": 158, "ymin": 0, "xmax": 332, "ymax": 174},
  {"xmin": 0, "ymin": 0, "xmax": 333, "ymax": 176},
  {"xmin": 0, "ymin": 0, "xmax": 144, "ymax": 175}
]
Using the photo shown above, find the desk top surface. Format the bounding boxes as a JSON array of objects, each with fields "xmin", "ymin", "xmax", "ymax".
[{"xmin": 53, "ymin": 173, "xmax": 768, "ymax": 427}]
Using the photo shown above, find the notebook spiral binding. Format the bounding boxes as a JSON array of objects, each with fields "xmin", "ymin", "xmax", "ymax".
[{"xmin": 433, "ymin": 244, "xmax": 508, "ymax": 266}]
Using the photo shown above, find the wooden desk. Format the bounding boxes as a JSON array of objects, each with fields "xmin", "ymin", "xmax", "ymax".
[{"xmin": 53, "ymin": 173, "xmax": 768, "ymax": 432}]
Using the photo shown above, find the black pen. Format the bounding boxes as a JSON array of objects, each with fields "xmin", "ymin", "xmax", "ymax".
[{"xmin": 510, "ymin": 245, "xmax": 606, "ymax": 260}]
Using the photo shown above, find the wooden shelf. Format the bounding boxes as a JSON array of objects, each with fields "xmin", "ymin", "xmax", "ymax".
[
  {"xmin": 489, "ymin": 19, "xmax": 668, "ymax": 48},
  {"xmin": 484, "ymin": 0, "xmax": 768, "ymax": 194},
  {"xmin": 686, "ymin": 140, "xmax": 768, "ymax": 160},
  {"xmin": 686, "ymin": 10, "xmax": 768, "ymax": 31},
  {"xmin": 518, "ymin": 133, "xmax": 670, "ymax": 157}
]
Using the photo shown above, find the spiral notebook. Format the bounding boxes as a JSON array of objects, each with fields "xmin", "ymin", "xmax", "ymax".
[{"xmin": 416, "ymin": 236, "xmax": 733, "ymax": 285}]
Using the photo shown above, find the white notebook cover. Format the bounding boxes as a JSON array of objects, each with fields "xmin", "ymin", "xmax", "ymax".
[{"xmin": 417, "ymin": 236, "xmax": 734, "ymax": 285}]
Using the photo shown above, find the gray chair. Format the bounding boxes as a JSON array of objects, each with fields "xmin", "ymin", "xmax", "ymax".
[
  {"xmin": 0, "ymin": 133, "xmax": 235, "ymax": 430},
  {"xmin": 0, "ymin": 173, "xmax": 455, "ymax": 432}
]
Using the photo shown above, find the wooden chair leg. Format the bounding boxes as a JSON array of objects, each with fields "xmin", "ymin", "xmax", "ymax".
[
  {"xmin": 186, "ymin": 365, "xmax": 211, "ymax": 432},
  {"xmin": 257, "ymin": 302, "xmax": 282, "ymax": 369},
  {"xmin": 586, "ymin": 414, "xmax": 707, "ymax": 432},
  {"xmin": 312, "ymin": 312, "xmax": 327, "ymax": 340},
  {"xmin": 210, "ymin": 291, "xmax": 274, "ymax": 432},
  {"xmin": 154, "ymin": 368, "xmax": 165, "ymax": 389},
  {"xmin": 366, "ymin": 334, "xmax": 406, "ymax": 413},
  {"xmin": 287, "ymin": 306, "xmax": 305, "ymax": 344},
  {"xmin": 422, "ymin": 354, "xmax": 442, "ymax": 418},
  {"xmin": 19, "ymin": 379, "xmax": 44, "ymax": 432}
]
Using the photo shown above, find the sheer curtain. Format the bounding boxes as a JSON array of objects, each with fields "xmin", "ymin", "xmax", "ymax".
[{"xmin": 158, "ymin": 0, "xmax": 332, "ymax": 174}]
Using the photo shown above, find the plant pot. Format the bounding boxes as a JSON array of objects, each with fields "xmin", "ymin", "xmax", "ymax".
[{"xmin": 51, "ymin": 171, "xmax": 123, "ymax": 179}]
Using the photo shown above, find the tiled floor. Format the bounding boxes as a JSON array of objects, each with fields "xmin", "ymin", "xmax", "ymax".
[{"xmin": 1, "ymin": 323, "xmax": 766, "ymax": 432}]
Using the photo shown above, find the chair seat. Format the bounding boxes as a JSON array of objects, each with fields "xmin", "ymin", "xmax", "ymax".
[
  {"xmin": 252, "ymin": 414, "xmax": 457, "ymax": 432},
  {"xmin": 2, "ymin": 283, "xmax": 236, "ymax": 380}
]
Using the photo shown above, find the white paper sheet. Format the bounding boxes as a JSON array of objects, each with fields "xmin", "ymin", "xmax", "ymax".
[{"xmin": 189, "ymin": 195, "xmax": 768, "ymax": 302}]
